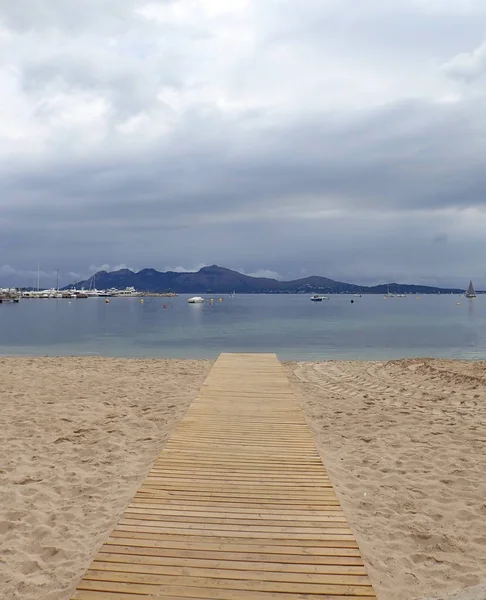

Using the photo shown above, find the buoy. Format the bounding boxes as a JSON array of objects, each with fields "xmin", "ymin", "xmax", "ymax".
[
  {"xmin": 163, "ymin": 304, "xmax": 167, "ymax": 309},
  {"xmin": 140, "ymin": 298, "xmax": 144, "ymax": 303},
  {"xmin": 218, "ymin": 298, "xmax": 223, "ymax": 302},
  {"xmin": 105, "ymin": 299, "xmax": 110, "ymax": 304},
  {"xmin": 456, "ymin": 302, "xmax": 461, "ymax": 306},
  {"xmin": 351, "ymin": 299, "xmax": 354, "ymax": 304}
]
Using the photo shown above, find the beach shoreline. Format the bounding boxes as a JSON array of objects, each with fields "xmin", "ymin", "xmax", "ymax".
[{"xmin": 1, "ymin": 356, "xmax": 485, "ymax": 600}]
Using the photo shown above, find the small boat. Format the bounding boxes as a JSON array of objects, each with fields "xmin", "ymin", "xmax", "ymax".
[
  {"xmin": 188, "ymin": 296, "xmax": 205, "ymax": 304},
  {"xmin": 465, "ymin": 280, "xmax": 477, "ymax": 299},
  {"xmin": 114, "ymin": 286, "xmax": 141, "ymax": 297},
  {"xmin": 310, "ymin": 294, "xmax": 329, "ymax": 302},
  {"xmin": 395, "ymin": 285, "xmax": 406, "ymax": 298}
]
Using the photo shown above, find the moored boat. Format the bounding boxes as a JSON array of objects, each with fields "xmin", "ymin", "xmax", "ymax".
[{"xmin": 465, "ymin": 280, "xmax": 477, "ymax": 299}]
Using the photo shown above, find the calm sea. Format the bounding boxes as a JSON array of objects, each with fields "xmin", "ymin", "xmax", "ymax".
[{"xmin": 0, "ymin": 294, "xmax": 485, "ymax": 361}]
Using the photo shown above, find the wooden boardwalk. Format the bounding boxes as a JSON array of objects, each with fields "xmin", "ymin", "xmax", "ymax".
[{"xmin": 71, "ymin": 353, "xmax": 377, "ymax": 599}]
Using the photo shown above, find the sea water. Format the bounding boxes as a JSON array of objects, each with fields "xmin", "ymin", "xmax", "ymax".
[{"xmin": 0, "ymin": 294, "xmax": 485, "ymax": 360}]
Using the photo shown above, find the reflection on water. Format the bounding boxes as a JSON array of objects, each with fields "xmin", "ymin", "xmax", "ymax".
[{"xmin": 0, "ymin": 294, "xmax": 485, "ymax": 360}]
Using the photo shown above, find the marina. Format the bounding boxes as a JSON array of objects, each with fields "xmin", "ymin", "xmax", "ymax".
[
  {"xmin": 12, "ymin": 287, "xmax": 178, "ymax": 299},
  {"xmin": 0, "ymin": 289, "xmax": 21, "ymax": 303}
]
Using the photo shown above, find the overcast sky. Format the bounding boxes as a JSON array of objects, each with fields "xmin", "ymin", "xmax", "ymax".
[{"xmin": 1, "ymin": 0, "xmax": 486, "ymax": 288}]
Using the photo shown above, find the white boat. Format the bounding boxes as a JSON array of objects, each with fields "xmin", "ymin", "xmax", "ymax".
[
  {"xmin": 85, "ymin": 274, "xmax": 101, "ymax": 296},
  {"xmin": 465, "ymin": 280, "xmax": 477, "ymax": 299},
  {"xmin": 114, "ymin": 287, "xmax": 141, "ymax": 297},
  {"xmin": 310, "ymin": 294, "xmax": 329, "ymax": 302},
  {"xmin": 188, "ymin": 296, "xmax": 205, "ymax": 304},
  {"xmin": 0, "ymin": 289, "xmax": 21, "ymax": 302},
  {"xmin": 395, "ymin": 284, "xmax": 406, "ymax": 298}
]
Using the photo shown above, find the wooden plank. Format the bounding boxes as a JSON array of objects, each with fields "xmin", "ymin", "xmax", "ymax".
[
  {"xmin": 72, "ymin": 593, "xmax": 374, "ymax": 600},
  {"xmin": 108, "ymin": 531, "xmax": 360, "ymax": 547},
  {"xmin": 117, "ymin": 519, "xmax": 354, "ymax": 534},
  {"xmin": 125, "ymin": 506, "xmax": 345, "ymax": 517},
  {"xmin": 123, "ymin": 509, "xmax": 348, "ymax": 523},
  {"xmin": 95, "ymin": 552, "xmax": 368, "ymax": 573},
  {"xmin": 112, "ymin": 526, "xmax": 356, "ymax": 541},
  {"xmin": 90, "ymin": 561, "xmax": 372, "ymax": 585},
  {"xmin": 127, "ymin": 501, "xmax": 345, "ymax": 514},
  {"xmin": 80, "ymin": 573, "xmax": 377, "ymax": 595},
  {"xmin": 134, "ymin": 496, "xmax": 343, "ymax": 507},
  {"xmin": 103, "ymin": 538, "xmax": 362, "ymax": 557},
  {"xmin": 71, "ymin": 353, "xmax": 377, "ymax": 599},
  {"xmin": 148, "ymin": 471, "xmax": 330, "ymax": 478}
]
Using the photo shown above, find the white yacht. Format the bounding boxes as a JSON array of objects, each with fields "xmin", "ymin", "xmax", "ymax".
[
  {"xmin": 114, "ymin": 287, "xmax": 141, "ymax": 297},
  {"xmin": 188, "ymin": 296, "xmax": 205, "ymax": 304}
]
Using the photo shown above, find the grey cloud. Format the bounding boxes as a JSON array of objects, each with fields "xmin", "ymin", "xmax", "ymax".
[
  {"xmin": 2, "ymin": 0, "xmax": 486, "ymax": 288},
  {"xmin": 4, "ymin": 98, "xmax": 486, "ymax": 223},
  {"xmin": 433, "ymin": 233, "xmax": 449, "ymax": 244}
]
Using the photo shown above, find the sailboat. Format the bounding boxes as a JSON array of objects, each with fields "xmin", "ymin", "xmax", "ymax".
[
  {"xmin": 55, "ymin": 269, "xmax": 63, "ymax": 298},
  {"xmin": 86, "ymin": 273, "xmax": 101, "ymax": 297},
  {"xmin": 465, "ymin": 280, "xmax": 477, "ymax": 299},
  {"xmin": 396, "ymin": 284, "xmax": 406, "ymax": 298}
]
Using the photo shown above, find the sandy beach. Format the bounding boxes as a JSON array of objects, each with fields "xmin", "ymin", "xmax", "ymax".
[
  {"xmin": 0, "ymin": 357, "xmax": 212, "ymax": 600},
  {"xmin": 1, "ymin": 357, "xmax": 485, "ymax": 600},
  {"xmin": 286, "ymin": 359, "xmax": 486, "ymax": 600}
]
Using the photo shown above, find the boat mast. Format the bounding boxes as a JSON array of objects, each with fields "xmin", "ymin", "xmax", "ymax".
[{"xmin": 37, "ymin": 264, "xmax": 40, "ymax": 292}]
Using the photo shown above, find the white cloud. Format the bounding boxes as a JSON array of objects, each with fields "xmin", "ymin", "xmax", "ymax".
[
  {"xmin": 442, "ymin": 40, "xmax": 486, "ymax": 82},
  {"xmin": 243, "ymin": 269, "xmax": 283, "ymax": 280},
  {"xmin": 164, "ymin": 264, "xmax": 208, "ymax": 273},
  {"xmin": 88, "ymin": 263, "xmax": 132, "ymax": 273}
]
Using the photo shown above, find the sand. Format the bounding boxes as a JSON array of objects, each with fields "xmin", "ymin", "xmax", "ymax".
[
  {"xmin": 286, "ymin": 359, "xmax": 486, "ymax": 600},
  {"xmin": 0, "ymin": 357, "xmax": 212, "ymax": 600},
  {"xmin": 1, "ymin": 356, "xmax": 485, "ymax": 600}
]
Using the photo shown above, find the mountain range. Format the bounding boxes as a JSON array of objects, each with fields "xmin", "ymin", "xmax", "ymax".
[{"xmin": 69, "ymin": 265, "xmax": 466, "ymax": 294}]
